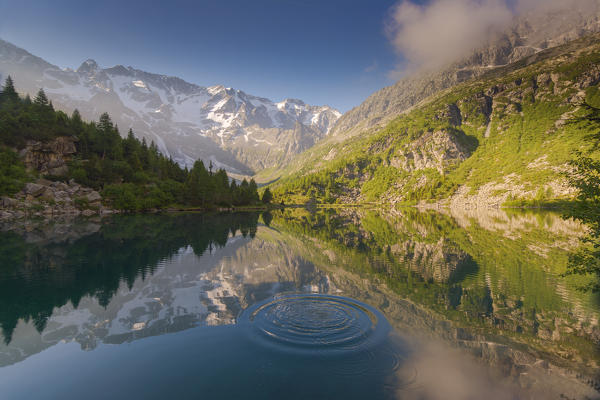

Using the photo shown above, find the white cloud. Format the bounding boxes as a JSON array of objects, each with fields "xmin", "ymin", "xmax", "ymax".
[
  {"xmin": 385, "ymin": 0, "xmax": 600, "ymax": 77},
  {"xmin": 385, "ymin": 0, "xmax": 513, "ymax": 74}
]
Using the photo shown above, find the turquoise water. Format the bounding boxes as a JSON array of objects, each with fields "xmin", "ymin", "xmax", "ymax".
[{"xmin": 0, "ymin": 210, "xmax": 598, "ymax": 399}]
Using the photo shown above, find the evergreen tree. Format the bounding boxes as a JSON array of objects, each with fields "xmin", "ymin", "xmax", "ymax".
[
  {"xmin": 261, "ymin": 187, "xmax": 273, "ymax": 204},
  {"xmin": 185, "ymin": 160, "xmax": 210, "ymax": 206},
  {"xmin": 249, "ymin": 179, "xmax": 260, "ymax": 203},
  {"xmin": 98, "ymin": 112, "xmax": 113, "ymax": 133},
  {"xmin": 71, "ymin": 109, "xmax": 82, "ymax": 125},
  {"xmin": 239, "ymin": 179, "xmax": 250, "ymax": 205},
  {"xmin": 1, "ymin": 76, "xmax": 19, "ymax": 103},
  {"xmin": 214, "ymin": 169, "xmax": 231, "ymax": 205},
  {"xmin": 33, "ymin": 89, "xmax": 49, "ymax": 107}
]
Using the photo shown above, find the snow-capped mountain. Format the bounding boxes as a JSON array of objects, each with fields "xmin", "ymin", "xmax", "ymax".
[{"xmin": 0, "ymin": 39, "xmax": 341, "ymax": 175}]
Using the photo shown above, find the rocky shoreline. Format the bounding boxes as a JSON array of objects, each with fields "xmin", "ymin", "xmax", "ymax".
[{"xmin": 0, "ymin": 178, "xmax": 117, "ymax": 221}]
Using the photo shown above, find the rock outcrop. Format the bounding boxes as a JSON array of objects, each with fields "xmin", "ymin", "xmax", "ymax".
[
  {"xmin": 0, "ymin": 178, "xmax": 115, "ymax": 221},
  {"xmin": 390, "ymin": 130, "xmax": 473, "ymax": 174},
  {"xmin": 19, "ymin": 136, "xmax": 77, "ymax": 176}
]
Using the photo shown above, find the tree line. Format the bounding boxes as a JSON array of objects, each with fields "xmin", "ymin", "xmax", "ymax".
[{"xmin": 0, "ymin": 76, "xmax": 271, "ymax": 210}]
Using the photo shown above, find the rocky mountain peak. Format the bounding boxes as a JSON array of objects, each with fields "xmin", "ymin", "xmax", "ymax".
[
  {"xmin": 105, "ymin": 65, "xmax": 130, "ymax": 76},
  {"xmin": 0, "ymin": 40, "xmax": 341, "ymax": 176},
  {"xmin": 77, "ymin": 59, "xmax": 99, "ymax": 74}
]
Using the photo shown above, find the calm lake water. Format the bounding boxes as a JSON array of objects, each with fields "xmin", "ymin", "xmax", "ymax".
[{"xmin": 0, "ymin": 208, "xmax": 598, "ymax": 399}]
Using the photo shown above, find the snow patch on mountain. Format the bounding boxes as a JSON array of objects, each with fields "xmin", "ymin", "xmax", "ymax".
[{"xmin": 0, "ymin": 39, "xmax": 342, "ymax": 174}]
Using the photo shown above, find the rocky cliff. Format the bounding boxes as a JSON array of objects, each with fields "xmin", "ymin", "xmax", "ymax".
[
  {"xmin": 19, "ymin": 136, "xmax": 77, "ymax": 176},
  {"xmin": 330, "ymin": 1, "xmax": 600, "ymax": 140}
]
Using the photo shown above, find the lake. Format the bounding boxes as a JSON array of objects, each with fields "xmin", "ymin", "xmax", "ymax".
[{"xmin": 0, "ymin": 208, "xmax": 598, "ymax": 399}]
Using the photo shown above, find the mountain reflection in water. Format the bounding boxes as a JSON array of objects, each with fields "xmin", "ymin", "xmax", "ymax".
[{"xmin": 0, "ymin": 209, "xmax": 598, "ymax": 400}]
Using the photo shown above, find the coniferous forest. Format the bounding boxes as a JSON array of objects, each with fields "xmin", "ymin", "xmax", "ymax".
[{"xmin": 0, "ymin": 77, "xmax": 264, "ymax": 210}]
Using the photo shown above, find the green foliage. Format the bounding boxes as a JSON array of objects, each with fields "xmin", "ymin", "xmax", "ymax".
[
  {"xmin": 554, "ymin": 50, "xmax": 600, "ymax": 81},
  {"xmin": 261, "ymin": 187, "xmax": 273, "ymax": 204},
  {"xmin": 0, "ymin": 147, "xmax": 28, "ymax": 196},
  {"xmin": 562, "ymin": 152, "xmax": 600, "ymax": 291},
  {"xmin": 0, "ymin": 79, "xmax": 259, "ymax": 210},
  {"xmin": 361, "ymin": 166, "xmax": 401, "ymax": 202}
]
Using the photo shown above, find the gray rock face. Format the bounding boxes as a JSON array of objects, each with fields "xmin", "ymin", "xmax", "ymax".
[
  {"xmin": 390, "ymin": 130, "xmax": 472, "ymax": 174},
  {"xmin": 329, "ymin": 1, "xmax": 600, "ymax": 140},
  {"xmin": 0, "ymin": 40, "xmax": 341, "ymax": 175},
  {"xmin": 19, "ymin": 136, "xmax": 77, "ymax": 176}
]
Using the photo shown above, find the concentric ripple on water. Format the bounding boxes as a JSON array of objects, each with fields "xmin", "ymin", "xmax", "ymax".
[{"xmin": 239, "ymin": 294, "xmax": 391, "ymax": 354}]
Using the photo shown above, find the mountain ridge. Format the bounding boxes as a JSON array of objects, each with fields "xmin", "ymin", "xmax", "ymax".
[
  {"xmin": 0, "ymin": 39, "xmax": 341, "ymax": 176},
  {"xmin": 270, "ymin": 32, "xmax": 600, "ymax": 207},
  {"xmin": 329, "ymin": 0, "xmax": 600, "ymax": 140}
]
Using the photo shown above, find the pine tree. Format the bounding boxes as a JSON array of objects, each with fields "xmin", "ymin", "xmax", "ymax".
[
  {"xmin": 214, "ymin": 169, "xmax": 231, "ymax": 205},
  {"xmin": 34, "ymin": 89, "xmax": 49, "ymax": 107},
  {"xmin": 185, "ymin": 160, "xmax": 211, "ymax": 206},
  {"xmin": 261, "ymin": 187, "xmax": 273, "ymax": 204},
  {"xmin": 249, "ymin": 179, "xmax": 260, "ymax": 203},
  {"xmin": 71, "ymin": 109, "xmax": 82, "ymax": 128},
  {"xmin": 98, "ymin": 112, "xmax": 113, "ymax": 133},
  {"xmin": 1, "ymin": 76, "xmax": 19, "ymax": 102},
  {"xmin": 239, "ymin": 179, "xmax": 250, "ymax": 205}
]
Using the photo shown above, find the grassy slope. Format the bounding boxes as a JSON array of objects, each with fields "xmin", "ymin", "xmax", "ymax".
[{"xmin": 267, "ymin": 34, "xmax": 600, "ymax": 205}]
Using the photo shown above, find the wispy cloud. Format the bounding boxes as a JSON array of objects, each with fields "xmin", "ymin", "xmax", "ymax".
[
  {"xmin": 385, "ymin": 0, "xmax": 513, "ymax": 75},
  {"xmin": 364, "ymin": 60, "xmax": 378, "ymax": 73},
  {"xmin": 385, "ymin": 0, "xmax": 600, "ymax": 78}
]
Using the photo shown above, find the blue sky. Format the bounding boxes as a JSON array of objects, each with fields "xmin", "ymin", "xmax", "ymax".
[{"xmin": 0, "ymin": 0, "xmax": 406, "ymax": 112}]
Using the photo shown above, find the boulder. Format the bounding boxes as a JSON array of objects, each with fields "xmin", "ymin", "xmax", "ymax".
[
  {"xmin": 86, "ymin": 191, "xmax": 102, "ymax": 203},
  {"xmin": 53, "ymin": 191, "xmax": 70, "ymax": 201},
  {"xmin": 40, "ymin": 188, "xmax": 55, "ymax": 201},
  {"xmin": 55, "ymin": 182, "xmax": 69, "ymax": 191},
  {"xmin": 1, "ymin": 196, "xmax": 17, "ymax": 208},
  {"xmin": 23, "ymin": 183, "xmax": 46, "ymax": 197},
  {"xmin": 35, "ymin": 178, "xmax": 53, "ymax": 186}
]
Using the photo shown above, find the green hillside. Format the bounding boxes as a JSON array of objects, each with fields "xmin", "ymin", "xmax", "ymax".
[{"xmin": 269, "ymin": 34, "xmax": 600, "ymax": 207}]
